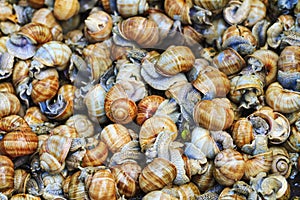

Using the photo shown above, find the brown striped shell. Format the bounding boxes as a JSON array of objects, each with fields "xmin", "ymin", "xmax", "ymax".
[
  {"xmin": 53, "ymin": 0, "xmax": 80, "ymax": 21},
  {"xmin": 0, "ymin": 155, "xmax": 14, "ymax": 194},
  {"xmin": 136, "ymin": 95, "xmax": 165, "ymax": 125},
  {"xmin": 0, "ymin": 82, "xmax": 15, "ymax": 94},
  {"xmin": 213, "ymin": 149, "xmax": 245, "ymax": 186},
  {"xmin": 116, "ymin": 0, "xmax": 149, "ymax": 18},
  {"xmin": 139, "ymin": 158, "xmax": 177, "ymax": 193},
  {"xmin": 194, "ymin": 0, "xmax": 229, "ymax": 12},
  {"xmin": 164, "ymin": 0, "xmax": 193, "ymax": 24},
  {"xmin": 222, "ymin": 25, "xmax": 257, "ymax": 47},
  {"xmin": 232, "ymin": 118, "xmax": 254, "ymax": 149},
  {"xmin": 65, "ymin": 114, "xmax": 94, "ymax": 138},
  {"xmin": 156, "ymin": 45, "xmax": 195, "ymax": 76},
  {"xmin": 0, "ymin": 92, "xmax": 21, "ymax": 118},
  {"xmin": 82, "ymin": 140, "xmax": 108, "ymax": 167},
  {"xmin": 244, "ymin": 0, "xmax": 267, "ymax": 27},
  {"xmin": 139, "ymin": 115, "xmax": 178, "ymax": 152},
  {"xmin": 278, "ymin": 46, "xmax": 300, "ymax": 73},
  {"xmin": 193, "ymin": 98, "xmax": 235, "ymax": 131},
  {"xmin": 100, "ymin": 123, "xmax": 132, "ymax": 153},
  {"xmin": 19, "ymin": 22, "xmax": 52, "ymax": 44},
  {"xmin": 118, "ymin": 16, "xmax": 160, "ymax": 48}
]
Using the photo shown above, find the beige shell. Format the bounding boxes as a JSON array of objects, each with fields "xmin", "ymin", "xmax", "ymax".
[
  {"xmin": 0, "ymin": 155, "xmax": 14, "ymax": 194},
  {"xmin": 53, "ymin": 0, "xmax": 80, "ymax": 21},
  {"xmin": 164, "ymin": 0, "xmax": 193, "ymax": 24},
  {"xmin": 117, "ymin": 0, "xmax": 149, "ymax": 18},
  {"xmin": 19, "ymin": 22, "xmax": 53, "ymax": 44},
  {"xmin": 65, "ymin": 114, "xmax": 94, "ymax": 138},
  {"xmin": 100, "ymin": 123, "xmax": 132, "ymax": 153},
  {"xmin": 232, "ymin": 118, "xmax": 254, "ymax": 149},
  {"xmin": 193, "ymin": 98, "xmax": 235, "ymax": 131},
  {"xmin": 0, "ymin": 92, "xmax": 21, "ymax": 118},
  {"xmin": 139, "ymin": 115, "xmax": 178, "ymax": 152},
  {"xmin": 244, "ymin": 0, "xmax": 266, "ymax": 27},
  {"xmin": 139, "ymin": 158, "xmax": 177, "ymax": 193},
  {"xmin": 194, "ymin": 0, "xmax": 229, "ymax": 12}
]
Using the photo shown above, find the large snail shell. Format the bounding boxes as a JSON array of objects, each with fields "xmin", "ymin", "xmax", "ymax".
[
  {"xmin": 84, "ymin": 84, "xmax": 107, "ymax": 123},
  {"xmin": 86, "ymin": 169, "xmax": 117, "ymax": 200},
  {"xmin": 265, "ymin": 82, "xmax": 300, "ymax": 113},
  {"xmin": 19, "ymin": 22, "xmax": 52, "ymax": 44},
  {"xmin": 212, "ymin": 48, "xmax": 246, "ymax": 76},
  {"xmin": 192, "ymin": 65, "xmax": 230, "ymax": 99},
  {"xmin": 223, "ymin": 0, "xmax": 251, "ymax": 25},
  {"xmin": 0, "ymin": 155, "xmax": 14, "ymax": 193},
  {"xmin": 156, "ymin": 45, "xmax": 195, "ymax": 77},
  {"xmin": 0, "ymin": 92, "xmax": 21, "ymax": 118},
  {"xmin": 139, "ymin": 115, "xmax": 178, "ymax": 152},
  {"xmin": 232, "ymin": 118, "xmax": 254, "ymax": 149},
  {"xmin": 139, "ymin": 158, "xmax": 177, "ymax": 193},
  {"xmin": 104, "ymin": 83, "xmax": 138, "ymax": 124},
  {"xmin": 164, "ymin": 0, "xmax": 193, "ymax": 24},
  {"xmin": 243, "ymin": 151, "xmax": 273, "ymax": 180},
  {"xmin": 213, "ymin": 149, "xmax": 245, "ymax": 186},
  {"xmin": 117, "ymin": 0, "xmax": 149, "ymax": 18},
  {"xmin": 136, "ymin": 95, "xmax": 165, "ymax": 125},
  {"xmin": 13, "ymin": 168, "xmax": 30, "ymax": 194},
  {"xmin": 53, "ymin": 0, "xmax": 80, "ymax": 21},
  {"xmin": 193, "ymin": 98, "xmax": 235, "ymax": 131},
  {"xmin": 100, "ymin": 123, "xmax": 132, "ymax": 153},
  {"xmin": 118, "ymin": 16, "xmax": 160, "ymax": 48}
]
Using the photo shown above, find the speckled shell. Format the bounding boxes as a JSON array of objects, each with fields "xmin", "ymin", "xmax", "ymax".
[
  {"xmin": 139, "ymin": 158, "xmax": 177, "ymax": 193},
  {"xmin": 232, "ymin": 118, "xmax": 254, "ymax": 149},
  {"xmin": 0, "ymin": 92, "xmax": 21, "ymax": 118},
  {"xmin": 118, "ymin": 16, "xmax": 160, "ymax": 48},
  {"xmin": 156, "ymin": 45, "xmax": 195, "ymax": 76},
  {"xmin": 213, "ymin": 149, "xmax": 245, "ymax": 186},
  {"xmin": 100, "ymin": 123, "xmax": 132, "ymax": 153},
  {"xmin": 193, "ymin": 98, "xmax": 235, "ymax": 131},
  {"xmin": 53, "ymin": 0, "xmax": 80, "ymax": 21},
  {"xmin": 265, "ymin": 82, "xmax": 300, "ymax": 113},
  {"xmin": 0, "ymin": 155, "xmax": 14, "ymax": 193},
  {"xmin": 139, "ymin": 115, "xmax": 178, "ymax": 152},
  {"xmin": 87, "ymin": 169, "xmax": 117, "ymax": 200},
  {"xmin": 136, "ymin": 95, "xmax": 165, "ymax": 125}
]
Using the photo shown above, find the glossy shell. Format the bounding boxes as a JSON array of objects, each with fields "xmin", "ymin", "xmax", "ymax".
[{"xmin": 53, "ymin": 0, "xmax": 80, "ymax": 21}]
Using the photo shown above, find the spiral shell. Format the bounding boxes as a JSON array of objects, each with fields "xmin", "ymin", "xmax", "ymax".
[
  {"xmin": 156, "ymin": 45, "xmax": 195, "ymax": 76},
  {"xmin": 0, "ymin": 155, "xmax": 14, "ymax": 194},
  {"xmin": 116, "ymin": 0, "xmax": 149, "ymax": 17},
  {"xmin": 63, "ymin": 171, "xmax": 88, "ymax": 200},
  {"xmin": 164, "ymin": 0, "xmax": 193, "ymax": 24},
  {"xmin": 0, "ymin": 82, "xmax": 15, "ymax": 94},
  {"xmin": 81, "ymin": 140, "xmax": 108, "ymax": 167},
  {"xmin": 118, "ymin": 16, "xmax": 160, "ymax": 48},
  {"xmin": 139, "ymin": 115, "xmax": 178, "ymax": 152},
  {"xmin": 136, "ymin": 95, "xmax": 165, "ymax": 125},
  {"xmin": 65, "ymin": 114, "xmax": 94, "ymax": 138},
  {"xmin": 270, "ymin": 147, "xmax": 292, "ymax": 178},
  {"xmin": 19, "ymin": 22, "xmax": 52, "ymax": 44},
  {"xmin": 193, "ymin": 98, "xmax": 235, "ymax": 131},
  {"xmin": 53, "ymin": 0, "xmax": 80, "ymax": 21},
  {"xmin": 213, "ymin": 149, "xmax": 245, "ymax": 186},
  {"xmin": 244, "ymin": 0, "xmax": 266, "ymax": 27},
  {"xmin": 0, "ymin": 92, "xmax": 21, "ymax": 118},
  {"xmin": 265, "ymin": 82, "xmax": 300, "ymax": 113},
  {"xmin": 222, "ymin": 25, "xmax": 257, "ymax": 47},
  {"xmin": 139, "ymin": 158, "xmax": 177, "ymax": 193},
  {"xmin": 194, "ymin": 0, "xmax": 229, "ymax": 12},
  {"xmin": 232, "ymin": 118, "xmax": 254, "ymax": 149},
  {"xmin": 100, "ymin": 123, "xmax": 132, "ymax": 153}
]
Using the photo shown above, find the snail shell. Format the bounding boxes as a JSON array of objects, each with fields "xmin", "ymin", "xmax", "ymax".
[
  {"xmin": 19, "ymin": 22, "xmax": 52, "ymax": 44},
  {"xmin": 104, "ymin": 83, "xmax": 138, "ymax": 124},
  {"xmin": 10, "ymin": 194, "xmax": 41, "ymax": 200},
  {"xmin": 192, "ymin": 65, "xmax": 230, "ymax": 99},
  {"xmin": 100, "ymin": 123, "xmax": 132, "ymax": 153},
  {"xmin": 222, "ymin": 25, "xmax": 257, "ymax": 48},
  {"xmin": 0, "ymin": 92, "xmax": 21, "ymax": 118},
  {"xmin": 0, "ymin": 83, "xmax": 14, "ymax": 94},
  {"xmin": 86, "ymin": 169, "xmax": 117, "ymax": 200},
  {"xmin": 265, "ymin": 82, "xmax": 300, "ymax": 113},
  {"xmin": 223, "ymin": 0, "xmax": 251, "ymax": 25},
  {"xmin": 63, "ymin": 171, "xmax": 88, "ymax": 200},
  {"xmin": 139, "ymin": 158, "xmax": 177, "ymax": 193},
  {"xmin": 164, "ymin": 0, "xmax": 193, "ymax": 24},
  {"xmin": 283, "ymin": 124, "xmax": 300, "ymax": 153},
  {"xmin": 270, "ymin": 147, "xmax": 292, "ymax": 178},
  {"xmin": 156, "ymin": 45, "xmax": 195, "ymax": 77},
  {"xmin": 118, "ymin": 16, "xmax": 160, "ymax": 48},
  {"xmin": 232, "ymin": 118, "xmax": 254, "ymax": 149},
  {"xmin": 14, "ymin": 169, "xmax": 30, "ymax": 194},
  {"xmin": 0, "ymin": 155, "xmax": 14, "ymax": 194},
  {"xmin": 193, "ymin": 98, "xmax": 235, "ymax": 131},
  {"xmin": 194, "ymin": 0, "xmax": 229, "ymax": 12},
  {"xmin": 65, "ymin": 114, "xmax": 94, "ymax": 138},
  {"xmin": 244, "ymin": 0, "xmax": 266, "ymax": 27},
  {"xmin": 136, "ymin": 95, "xmax": 165, "ymax": 125},
  {"xmin": 116, "ymin": 0, "xmax": 149, "ymax": 18},
  {"xmin": 53, "ymin": 0, "xmax": 80, "ymax": 21},
  {"xmin": 191, "ymin": 161, "xmax": 215, "ymax": 192},
  {"xmin": 143, "ymin": 191, "xmax": 178, "ymax": 200},
  {"xmin": 213, "ymin": 149, "xmax": 245, "ymax": 186},
  {"xmin": 139, "ymin": 115, "xmax": 178, "ymax": 152}
]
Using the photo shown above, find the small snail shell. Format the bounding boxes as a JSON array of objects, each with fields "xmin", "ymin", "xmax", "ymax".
[
  {"xmin": 136, "ymin": 95, "xmax": 165, "ymax": 125},
  {"xmin": 213, "ymin": 149, "xmax": 245, "ymax": 186},
  {"xmin": 19, "ymin": 22, "xmax": 52, "ymax": 44},
  {"xmin": 50, "ymin": 125, "xmax": 78, "ymax": 138},
  {"xmin": 104, "ymin": 83, "xmax": 138, "ymax": 124},
  {"xmin": 243, "ymin": 151, "xmax": 273, "ymax": 180},
  {"xmin": 12, "ymin": 60, "xmax": 30, "ymax": 88},
  {"xmin": 63, "ymin": 171, "xmax": 87, "ymax": 200},
  {"xmin": 13, "ymin": 169, "xmax": 30, "ymax": 194},
  {"xmin": 164, "ymin": 0, "xmax": 193, "ymax": 24},
  {"xmin": 139, "ymin": 115, "xmax": 178, "ymax": 152},
  {"xmin": 191, "ymin": 161, "xmax": 215, "ymax": 192},
  {"xmin": 192, "ymin": 65, "xmax": 230, "ymax": 99},
  {"xmin": 244, "ymin": 0, "xmax": 266, "ymax": 27},
  {"xmin": 0, "ymin": 155, "xmax": 14, "ymax": 193},
  {"xmin": 65, "ymin": 114, "xmax": 94, "ymax": 138},
  {"xmin": 118, "ymin": 16, "xmax": 160, "ymax": 48},
  {"xmin": 84, "ymin": 11, "xmax": 113, "ymax": 43},
  {"xmin": 0, "ymin": 82, "xmax": 15, "ymax": 94},
  {"xmin": 53, "ymin": 0, "xmax": 80, "ymax": 21},
  {"xmin": 143, "ymin": 191, "xmax": 178, "ymax": 200},
  {"xmin": 24, "ymin": 106, "xmax": 48, "ymax": 126},
  {"xmin": 223, "ymin": 0, "xmax": 251, "ymax": 25},
  {"xmin": 212, "ymin": 48, "xmax": 245, "ymax": 76},
  {"xmin": 0, "ymin": 92, "xmax": 21, "ymax": 118},
  {"xmin": 232, "ymin": 118, "xmax": 254, "ymax": 149},
  {"xmin": 156, "ymin": 45, "xmax": 195, "ymax": 77},
  {"xmin": 31, "ymin": 69, "xmax": 59, "ymax": 104},
  {"xmin": 139, "ymin": 158, "xmax": 177, "ymax": 193},
  {"xmin": 283, "ymin": 124, "xmax": 300, "ymax": 153},
  {"xmin": 222, "ymin": 25, "xmax": 257, "ymax": 47},
  {"xmin": 33, "ymin": 41, "xmax": 72, "ymax": 70},
  {"xmin": 116, "ymin": 0, "xmax": 149, "ymax": 18},
  {"xmin": 100, "ymin": 123, "xmax": 132, "ymax": 153},
  {"xmin": 270, "ymin": 147, "xmax": 292, "ymax": 178},
  {"xmin": 86, "ymin": 169, "xmax": 117, "ymax": 200},
  {"xmin": 193, "ymin": 98, "xmax": 235, "ymax": 131},
  {"xmin": 194, "ymin": 0, "xmax": 229, "ymax": 12},
  {"xmin": 82, "ymin": 140, "xmax": 108, "ymax": 167},
  {"xmin": 265, "ymin": 82, "xmax": 300, "ymax": 113}
]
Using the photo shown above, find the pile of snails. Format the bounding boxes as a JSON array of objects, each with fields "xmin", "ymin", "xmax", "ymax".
[{"xmin": 0, "ymin": 0, "xmax": 300, "ymax": 199}]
